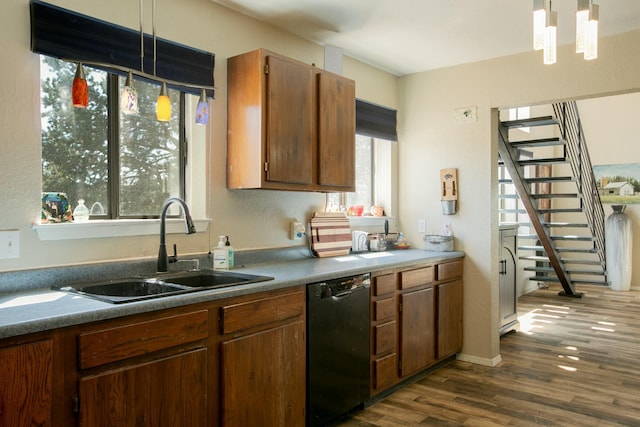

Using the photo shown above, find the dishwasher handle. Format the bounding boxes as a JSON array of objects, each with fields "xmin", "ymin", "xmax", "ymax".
[{"xmin": 333, "ymin": 290, "xmax": 352, "ymax": 299}]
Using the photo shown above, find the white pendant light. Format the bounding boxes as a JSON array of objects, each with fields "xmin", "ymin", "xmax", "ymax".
[
  {"xmin": 533, "ymin": 0, "xmax": 547, "ymax": 51},
  {"xmin": 584, "ymin": 4, "xmax": 599, "ymax": 60},
  {"xmin": 543, "ymin": 6, "xmax": 557, "ymax": 65},
  {"xmin": 120, "ymin": 71, "xmax": 138, "ymax": 115},
  {"xmin": 576, "ymin": 0, "xmax": 590, "ymax": 53},
  {"xmin": 195, "ymin": 89, "xmax": 209, "ymax": 125}
]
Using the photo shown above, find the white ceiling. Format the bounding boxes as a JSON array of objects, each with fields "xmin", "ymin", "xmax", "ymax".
[{"xmin": 211, "ymin": 0, "xmax": 640, "ymax": 76}]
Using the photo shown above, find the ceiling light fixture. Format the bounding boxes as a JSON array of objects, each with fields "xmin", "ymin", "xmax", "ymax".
[
  {"xmin": 195, "ymin": 89, "xmax": 209, "ymax": 125},
  {"xmin": 534, "ymin": 0, "xmax": 599, "ymax": 64},
  {"xmin": 576, "ymin": 0, "xmax": 599, "ymax": 60},
  {"xmin": 543, "ymin": 2, "xmax": 557, "ymax": 65},
  {"xmin": 152, "ymin": 0, "xmax": 171, "ymax": 122},
  {"xmin": 120, "ymin": 71, "xmax": 138, "ymax": 115},
  {"xmin": 72, "ymin": 63, "xmax": 89, "ymax": 108},
  {"xmin": 532, "ymin": 0, "xmax": 547, "ymax": 51},
  {"xmin": 119, "ymin": 0, "xmax": 143, "ymax": 115},
  {"xmin": 157, "ymin": 82, "xmax": 171, "ymax": 122}
]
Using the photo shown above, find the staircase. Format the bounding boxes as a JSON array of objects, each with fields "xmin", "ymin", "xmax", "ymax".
[{"xmin": 497, "ymin": 101, "xmax": 607, "ymax": 297}]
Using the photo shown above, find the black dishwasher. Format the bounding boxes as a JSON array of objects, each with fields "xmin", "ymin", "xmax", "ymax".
[{"xmin": 307, "ymin": 273, "xmax": 371, "ymax": 427}]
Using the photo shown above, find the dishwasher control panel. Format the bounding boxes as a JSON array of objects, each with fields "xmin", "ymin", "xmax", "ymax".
[{"xmin": 308, "ymin": 273, "xmax": 370, "ymax": 300}]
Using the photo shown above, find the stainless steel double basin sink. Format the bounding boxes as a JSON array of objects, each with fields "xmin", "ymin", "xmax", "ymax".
[{"xmin": 54, "ymin": 270, "xmax": 274, "ymax": 304}]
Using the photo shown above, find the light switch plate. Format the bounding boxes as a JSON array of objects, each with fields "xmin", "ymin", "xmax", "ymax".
[{"xmin": 0, "ymin": 230, "xmax": 19, "ymax": 259}]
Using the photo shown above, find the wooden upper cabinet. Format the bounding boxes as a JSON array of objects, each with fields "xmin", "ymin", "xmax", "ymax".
[
  {"xmin": 227, "ymin": 48, "xmax": 355, "ymax": 191},
  {"xmin": 318, "ymin": 72, "xmax": 355, "ymax": 189},
  {"xmin": 265, "ymin": 55, "xmax": 315, "ymax": 186}
]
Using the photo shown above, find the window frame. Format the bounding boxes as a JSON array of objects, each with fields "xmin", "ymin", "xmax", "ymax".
[{"xmin": 40, "ymin": 58, "xmax": 188, "ymax": 221}]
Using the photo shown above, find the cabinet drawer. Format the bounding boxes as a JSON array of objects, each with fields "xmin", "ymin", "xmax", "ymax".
[
  {"xmin": 373, "ymin": 274, "xmax": 396, "ymax": 296},
  {"xmin": 220, "ymin": 290, "xmax": 304, "ymax": 335},
  {"xmin": 437, "ymin": 260, "xmax": 463, "ymax": 281},
  {"xmin": 399, "ymin": 266, "xmax": 434, "ymax": 290},
  {"xmin": 373, "ymin": 320, "xmax": 396, "ymax": 355},
  {"xmin": 373, "ymin": 297, "xmax": 395, "ymax": 321},
  {"xmin": 373, "ymin": 352, "xmax": 397, "ymax": 390},
  {"xmin": 78, "ymin": 310, "xmax": 208, "ymax": 369}
]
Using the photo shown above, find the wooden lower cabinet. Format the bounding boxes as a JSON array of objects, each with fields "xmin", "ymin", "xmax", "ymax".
[
  {"xmin": 220, "ymin": 321, "xmax": 305, "ymax": 427},
  {"xmin": 398, "ymin": 287, "xmax": 436, "ymax": 377},
  {"xmin": 0, "ymin": 337, "xmax": 54, "ymax": 427},
  {"xmin": 78, "ymin": 349, "xmax": 207, "ymax": 427},
  {"xmin": 218, "ymin": 288, "xmax": 306, "ymax": 427},
  {"xmin": 370, "ymin": 258, "xmax": 463, "ymax": 396},
  {"xmin": 437, "ymin": 279, "xmax": 463, "ymax": 358}
]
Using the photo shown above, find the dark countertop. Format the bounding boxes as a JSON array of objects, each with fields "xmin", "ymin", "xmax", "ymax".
[{"xmin": 0, "ymin": 249, "xmax": 464, "ymax": 340}]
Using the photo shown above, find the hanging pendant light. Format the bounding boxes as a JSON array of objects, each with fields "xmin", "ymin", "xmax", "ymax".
[
  {"xmin": 72, "ymin": 63, "xmax": 89, "ymax": 108},
  {"xmin": 543, "ymin": 4, "xmax": 557, "ymax": 65},
  {"xmin": 584, "ymin": 3, "xmax": 599, "ymax": 60},
  {"xmin": 120, "ymin": 71, "xmax": 138, "ymax": 115},
  {"xmin": 195, "ymin": 88, "xmax": 209, "ymax": 125},
  {"xmin": 576, "ymin": 0, "xmax": 590, "ymax": 53},
  {"xmin": 532, "ymin": 0, "xmax": 547, "ymax": 51},
  {"xmin": 157, "ymin": 82, "xmax": 171, "ymax": 121}
]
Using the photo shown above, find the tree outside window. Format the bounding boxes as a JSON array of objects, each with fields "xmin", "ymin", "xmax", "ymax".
[{"xmin": 40, "ymin": 56, "xmax": 183, "ymax": 219}]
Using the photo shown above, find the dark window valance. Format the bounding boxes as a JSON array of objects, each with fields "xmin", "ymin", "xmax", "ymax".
[
  {"xmin": 30, "ymin": 0, "xmax": 215, "ymax": 97},
  {"xmin": 356, "ymin": 99, "xmax": 397, "ymax": 142}
]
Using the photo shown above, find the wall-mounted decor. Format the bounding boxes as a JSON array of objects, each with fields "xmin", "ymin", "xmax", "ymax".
[{"xmin": 593, "ymin": 163, "xmax": 640, "ymax": 204}]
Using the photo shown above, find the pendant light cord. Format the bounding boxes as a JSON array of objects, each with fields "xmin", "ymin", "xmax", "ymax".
[{"xmin": 140, "ymin": 0, "xmax": 144, "ymax": 73}]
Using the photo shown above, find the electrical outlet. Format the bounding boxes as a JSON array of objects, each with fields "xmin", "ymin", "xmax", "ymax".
[
  {"xmin": 290, "ymin": 221, "xmax": 305, "ymax": 240},
  {"xmin": 0, "ymin": 230, "xmax": 19, "ymax": 259},
  {"xmin": 418, "ymin": 219, "xmax": 426, "ymax": 233}
]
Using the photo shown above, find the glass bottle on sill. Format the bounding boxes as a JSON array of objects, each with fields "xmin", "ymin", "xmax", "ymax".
[{"xmin": 73, "ymin": 199, "xmax": 90, "ymax": 223}]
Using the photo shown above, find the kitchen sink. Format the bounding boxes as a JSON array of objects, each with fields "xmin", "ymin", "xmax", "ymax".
[
  {"xmin": 54, "ymin": 270, "xmax": 274, "ymax": 304},
  {"xmin": 159, "ymin": 270, "xmax": 274, "ymax": 288},
  {"xmin": 55, "ymin": 279, "xmax": 190, "ymax": 304}
]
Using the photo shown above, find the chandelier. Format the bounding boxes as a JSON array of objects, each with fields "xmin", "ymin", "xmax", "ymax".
[{"xmin": 533, "ymin": 0, "xmax": 599, "ymax": 65}]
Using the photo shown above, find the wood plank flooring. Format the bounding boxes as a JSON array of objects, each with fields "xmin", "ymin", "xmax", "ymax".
[{"xmin": 339, "ymin": 284, "xmax": 640, "ymax": 426}]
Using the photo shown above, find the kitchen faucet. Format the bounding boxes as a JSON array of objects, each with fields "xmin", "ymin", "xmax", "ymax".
[{"xmin": 157, "ymin": 197, "xmax": 197, "ymax": 272}]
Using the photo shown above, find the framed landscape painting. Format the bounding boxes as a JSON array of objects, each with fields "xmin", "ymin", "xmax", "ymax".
[{"xmin": 592, "ymin": 163, "xmax": 640, "ymax": 204}]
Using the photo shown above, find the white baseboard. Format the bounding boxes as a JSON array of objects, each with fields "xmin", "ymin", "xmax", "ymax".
[{"xmin": 456, "ymin": 353, "xmax": 502, "ymax": 367}]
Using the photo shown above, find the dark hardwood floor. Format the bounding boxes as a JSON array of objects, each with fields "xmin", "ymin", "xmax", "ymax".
[{"xmin": 340, "ymin": 284, "xmax": 640, "ymax": 426}]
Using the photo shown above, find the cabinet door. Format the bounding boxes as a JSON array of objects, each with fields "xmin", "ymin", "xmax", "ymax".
[
  {"xmin": 0, "ymin": 339, "xmax": 53, "ymax": 427},
  {"xmin": 266, "ymin": 55, "xmax": 315, "ymax": 185},
  {"xmin": 500, "ymin": 231, "xmax": 518, "ymax": 329},
  {"xmin": 399, "ymin": 287, "xmax": 435, "ymax": 377},
  {"xmin": 318, "ymin": 72, "xmax": 355, "ymax": 189},
  {"xmin": 437, "ymin": 280, "xmax": 463, "ymax": 358},
  {"xmin": 221, "ymin": 321, "xmax": 305, "ymax": 427},
  {"xmin": 78, "ymin": 348, "xmax": 207, "ymax": 427}
]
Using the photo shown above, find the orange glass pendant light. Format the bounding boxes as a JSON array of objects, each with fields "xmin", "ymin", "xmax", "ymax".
[{"xmin": 72, "ymin": 63, "xmax": 89, "ymax": 108}]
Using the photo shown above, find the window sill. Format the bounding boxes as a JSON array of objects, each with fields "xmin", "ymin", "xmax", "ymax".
[
  {"xmin": 32, "ymin": 219, "xmax": 210, "ymax": 241},
  {"xmin": 347, "ymin": 216, "xmax": 395, "ymax": 227}
]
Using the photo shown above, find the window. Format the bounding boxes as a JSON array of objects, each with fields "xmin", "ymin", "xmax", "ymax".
[
  {"xmin": 509, "ymin": 106, "xmax": 531, "ymax": 133},
  {"xmin": 40, "ymin": 56, "xmax": 186, "ymax": 219},
  {"xmin": 327, "ymin": 99, "xmax": 397, "ymax": 217}
]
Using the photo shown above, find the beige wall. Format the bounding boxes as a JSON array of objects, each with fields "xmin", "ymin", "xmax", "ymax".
[
  {"xmin": 398, "ymin": 30, "xmax": 640, "ymax": 364},
  {"xmin": 0, "ymin": 0, "xmax": 398, "ymax": 271},
  {"xmin": 2, "ymin": 0, "xmax": 639, "ymax": 364}
]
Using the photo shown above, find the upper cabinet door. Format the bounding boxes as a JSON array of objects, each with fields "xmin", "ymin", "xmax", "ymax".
[
  {"xmin": 318, "ymin": 72, "xmax": 356, "ymax": 190},
  {"xmin": 265, "ymin": 55, "xmax": 315, "ymax": 186}
]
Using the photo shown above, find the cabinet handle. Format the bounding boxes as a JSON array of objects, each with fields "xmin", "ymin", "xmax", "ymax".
[
  {"xmin": 499, "ymin": 259, "xmax": 506, "ymax": 275},
  {"xmin": 72, "ymin": 394, "xmax": 80, "ymax": 414}
]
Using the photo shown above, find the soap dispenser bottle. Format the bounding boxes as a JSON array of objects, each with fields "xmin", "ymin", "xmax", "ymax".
[
  {"xmin": 213, "ymin": 236, "xmax": 229, "ymax": 270},
  {"xmin": 225, "ymin": 236, "xmax": 235, "ymax": 269}
]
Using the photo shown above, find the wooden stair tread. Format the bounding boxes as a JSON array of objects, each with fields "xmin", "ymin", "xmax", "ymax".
[
  {"xmin": 510, "ymin": 137, "xmax": 565, "ymax": 148},
  {"xmin": 502, "ymin": 116, "xmax": 558, "ymax": 128}
]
